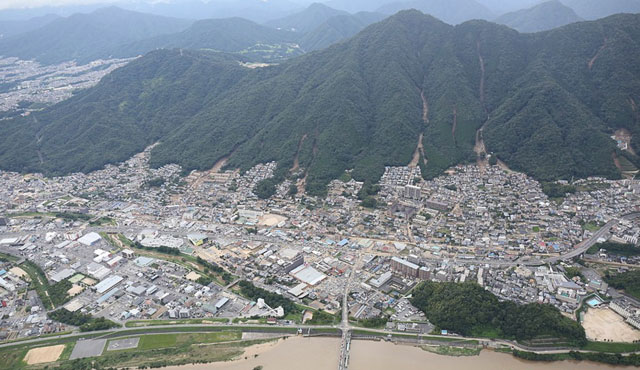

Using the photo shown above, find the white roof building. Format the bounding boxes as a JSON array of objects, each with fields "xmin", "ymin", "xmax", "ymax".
[
  {"xmin": 86, "ymin": 262, "xmax": 111, "ymax": 280},
  {"xmin": 290, "ymin": 264, "xmax": 326, "ymax": 286},
  {"xmin": 78, "ymin": 232, "xmax": 102, "ymax": 246},
  {"xmin": 50, "ymin": 268, "xmax": 76, "ymax": 283},
  {"xmin": 94, "ymin": 275, "xmax": 123, "ymax": 294}
]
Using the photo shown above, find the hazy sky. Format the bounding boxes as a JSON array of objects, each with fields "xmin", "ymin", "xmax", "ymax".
[
  {"xmin": 0, "ymin": 0, "xmax": 113, "ymax": 10},
  {"xmin": 0, "ymin": 0, "xmax": 192, "ymax": 11},
  {"xmin": 0, "ymin": 0, "xmax": 313, "ymax": 10},
  {"xmin": 0, "ymin": 0, "xmax": 542, "ymax": 12}
]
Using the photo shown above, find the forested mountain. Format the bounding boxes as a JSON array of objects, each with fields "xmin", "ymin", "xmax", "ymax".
[
  {"xmin": 495, "ymin": 1, "xmax": 583, "ymax": 33},
  {"xmin": 118, "ymin": 17, "xmax": 303, "ymax": 61},
  {"xmin": 376, "ymin": 0, "xmax": 494, "ymax": 24},
  {"xmin": 0, "ymin": 50, "xmax": 250, "ymax": 174},
  {"xmin": 266, "ymin": 3, "xmax": 348, "ymax": 33},
  {"xmin": 0, "ymin": 7, "xmax": 193, "ymax": 64},
  {"xmin": 0, "ymin": 14, "xmax": 59, "ymax": 39},
  {"xmin": 0, "ymin": 11, "xmax": 638, "ymax": 196},
  {"xmin": 483, "ymin": 14, "xmax": 640, "ymax": 180},
  {"xmin": 300, "ymin": 11, "xmax": 387, "ymax": 51},
  {"xmin": 560, "ymin": 0, "xmax": 640, "ymax": 20}
]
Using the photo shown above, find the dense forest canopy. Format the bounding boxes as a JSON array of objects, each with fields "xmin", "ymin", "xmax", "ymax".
[
  {"xmin": 410, "ymin": 281, "xmax": 587, "ymax": 345},
  {"xmin": 604, "ymin": 269, "xmax": 640, "ymax": 300}
]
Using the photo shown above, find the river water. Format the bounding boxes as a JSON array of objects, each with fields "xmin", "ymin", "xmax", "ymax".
[{"xmin": 161, "ymin": 337, "xmax": 634, "ymax": 370}]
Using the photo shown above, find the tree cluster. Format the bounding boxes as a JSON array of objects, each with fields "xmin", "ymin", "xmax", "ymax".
[
  {"xmin": 410, "ymin": 281, "xmax": 586, "ymax": 346},
  {"xmin": 238, "ymin": 280, "xmax": 299, "ymax": 314}
]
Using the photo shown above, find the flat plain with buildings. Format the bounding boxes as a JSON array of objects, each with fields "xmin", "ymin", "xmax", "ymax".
[{"xmin": 0, "ymin": 140, "xmax": 639, "ymax": 358}]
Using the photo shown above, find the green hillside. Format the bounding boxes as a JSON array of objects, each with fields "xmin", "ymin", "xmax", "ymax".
[
  {"xmin": 0, "ymin": 11, "xmax": 638, "ymax": 196},
  {"xmin": 0, "ymin": 50, "xmax": 249, "ymax": 174}
]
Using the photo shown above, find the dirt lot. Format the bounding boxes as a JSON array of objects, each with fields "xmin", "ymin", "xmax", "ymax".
[
  {"xmin": 24, "ymin": 344, "xmax": 65, "ymax": 364},
  {"xmin": 9, "ymin": 267, "xmax": 27, "ymax": 279},
  {"xmin": 258, "ymin": 214, "xmax": 287, "ymax": 227},
  {"xmin": 583, "ymin": 308, "xmax": 640, "ymax": 342},
  {"xmin": 67, "ymin": 284, "xmax": 84, "ymax": 296}
]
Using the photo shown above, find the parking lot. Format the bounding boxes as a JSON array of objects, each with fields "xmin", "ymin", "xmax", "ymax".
[
  {"xmin": 69, "ymin": 338, "xmax": 107, "ymax": 359},
  {"xmin": 107, "ymin": 337, "xmax": 140, "ymax": 351}
]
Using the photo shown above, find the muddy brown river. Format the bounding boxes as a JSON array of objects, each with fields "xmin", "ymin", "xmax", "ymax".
[{"xmin": 160, "ymin": 337, "xmax": 635, "ymax": 370}]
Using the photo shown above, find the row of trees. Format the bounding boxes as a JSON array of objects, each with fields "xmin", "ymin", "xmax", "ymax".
[
  {"xmin": 132, "ymin": 241, "xmax": 182, "ymax": 256},
  {"xmin": 195, "ymin": 256, "xmax": 234, "ymax": 284}
]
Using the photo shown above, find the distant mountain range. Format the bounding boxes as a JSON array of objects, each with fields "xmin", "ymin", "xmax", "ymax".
[
  {"xmin": 476, "ymin": 0, "xmax": 540, "ymax": 14},
  {"xmin": 495, "ymin": 1, "xmax": 583, "ymax": 33},
  {"xmin": 125, "ymin": 0, "xmax": 306, "ymax": 24},
  {"xmin": 266, "ymin": 2, "xmax": 348, "ymax": 33},
  {"xmin": 560, "ymin": 0, "xmax": 640, "ymax": 20},
  {"xmin": 0, "ymin": 7, "xmax": 193, "ymax": 64},
  {"xmin": 299, "ymin": 11, "xmax": 386, "ymax": 51},
  {"xmin": 117, "ymin": 17, "xmax": 304, "ymax": 62},
  {"xmin": 0, "ymin": 0, "xmax": 307, "ymax": 23},
  {"xmin": 376, "ymin": 0, "xmax": 495, "ymax": 24},
  {"xmin": 266, "ymin": 3, "xmax": 386, "ymax": 51},
  {"xmin": 0, "ymin": 14, "xmax": 59, "ymax": 39},
  {"xmin": 1, "ymin": 10, "xmax": 638, "ymax": 197},
  {"xmin": 0, "ymin": 4, "xmax": 388, "ymax": 64}
]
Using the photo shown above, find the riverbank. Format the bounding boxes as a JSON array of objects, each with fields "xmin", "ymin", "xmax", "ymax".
[
  {"xmin": 161, "ymin": 337, "xmax": 340, "ymax": 370},
  {"xmin": 159, "ymin": 338, "xmax": 638, "ymax": 370},
  {"xmin": 350, "ymin": 341, "xmax": 637, "ymax": 370}
]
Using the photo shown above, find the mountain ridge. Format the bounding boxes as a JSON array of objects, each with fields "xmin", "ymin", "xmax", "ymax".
[
  {"xmin": 495, "ymin": 0, "xmax": 583, "ymax": 33},
  {"xmin": 265, "ymin": 3, "xmax": 349, "ymax": 33},
  {"xmin": 0, "ymin": 10, "xmax": 638, "ymax": 196},
  {"xmin": 376, "ymin": 0, "xmax": 495, "ymax": 24},
  {"xmin": 0, "ymin": 6, "xmax": 193, "ymax": 64}
]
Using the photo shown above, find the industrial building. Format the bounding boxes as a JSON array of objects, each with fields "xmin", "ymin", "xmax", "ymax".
[
  {"xmin": 290, "ymin": 264, "xmax": 327, "ymax": 286},
  {"xmin": 94, "ymin": 275, "xmax": 123, "ymax": 294},
  {"xmin": 78, "ymin": 232, "xmax": 102, "ymax": 246}
]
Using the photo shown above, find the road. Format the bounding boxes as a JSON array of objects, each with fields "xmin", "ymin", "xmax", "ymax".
[
  {"xmin": 543, "ymin": 212, "xmax": 640, "ymax": 264},
  {"xmin": 543, "ymin": 219, "xmax": 617, "ymax": 264},
  {"xmin": 338, "ymin": 249, "xmax": 366, "ymax": 370},
  {"xmin": 4, "ymin": 321, "xmax": 640, "ymax": 359},
  {"xmin": 6, "ymin": 212, "xmax": 640, "ymax": 268}
]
